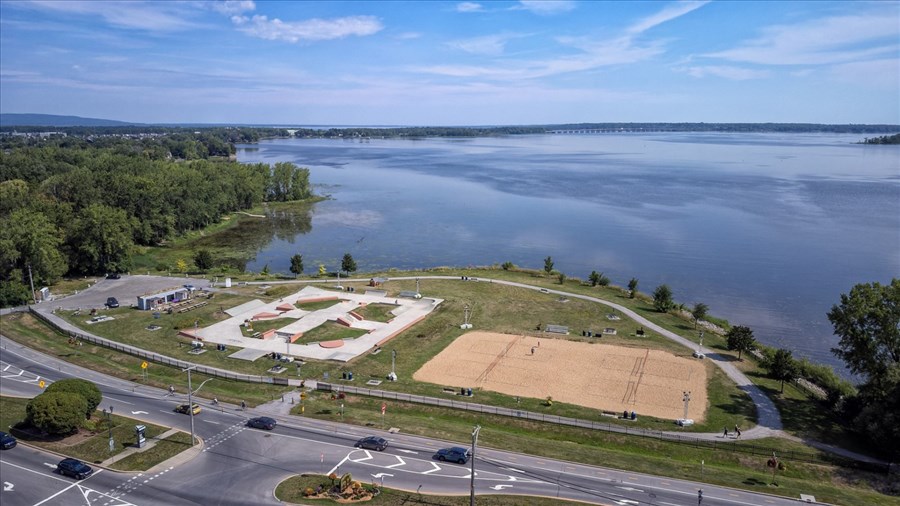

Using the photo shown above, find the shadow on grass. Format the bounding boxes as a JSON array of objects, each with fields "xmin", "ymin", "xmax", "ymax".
[{"xmin": 706, "ymin": 352, "xmax": 741, "ymax": 363}]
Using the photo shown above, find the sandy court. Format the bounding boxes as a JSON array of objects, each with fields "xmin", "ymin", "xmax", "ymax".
[{"xmin": 413, "ymin": 331, "xmax": 708, "ymax": 421}]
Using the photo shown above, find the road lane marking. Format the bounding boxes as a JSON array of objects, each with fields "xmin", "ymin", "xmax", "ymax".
[{"xmin": 33, "ymin": 469, "xmax": 103, "ymax": 506}]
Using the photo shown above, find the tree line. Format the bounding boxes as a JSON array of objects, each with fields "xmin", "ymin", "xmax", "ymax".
[{"xmin": 0, "ymin": 135, "xmax": 312, "ymax": 306}]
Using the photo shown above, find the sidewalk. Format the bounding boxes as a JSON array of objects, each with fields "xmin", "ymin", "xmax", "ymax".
[{"xmin": 99, "ymin": 428, "xmax": 203, "ymax": 471}]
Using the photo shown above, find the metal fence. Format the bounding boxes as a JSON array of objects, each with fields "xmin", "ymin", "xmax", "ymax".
[
  {"xmin": 29, "ymin": 308, "xmax": 274, "ymax": 385},
  {"xmin": 317, "ymin": 382, "xmax": 891, "ymax": 473}
]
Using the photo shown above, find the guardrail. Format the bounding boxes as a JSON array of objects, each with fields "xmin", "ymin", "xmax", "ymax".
[
  {"xmin": 317, "ymin": 382, "xmax": 891, "ymax": 473},
  {"xmin": 29, "ymin": 307, "xmax": 274, "ymax": 385}
]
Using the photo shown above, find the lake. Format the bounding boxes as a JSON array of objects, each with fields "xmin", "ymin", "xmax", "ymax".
[{"xmin": 237, "ymin": 133, "xmax": 900, "ymax": 374}]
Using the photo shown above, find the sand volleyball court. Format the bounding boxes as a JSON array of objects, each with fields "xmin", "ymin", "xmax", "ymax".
[{"xmin": 413, "ymin": 331, "xmax": 707, "ymax": 421}]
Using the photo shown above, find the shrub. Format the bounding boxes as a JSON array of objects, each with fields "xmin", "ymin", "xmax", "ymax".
[
  {"xmin": 45, "ymin": 378, "xmax": 102, "ymax": 419},
  {"xmin": 26, "ymin": 392, "xmax": 88, "ymax": 435}
]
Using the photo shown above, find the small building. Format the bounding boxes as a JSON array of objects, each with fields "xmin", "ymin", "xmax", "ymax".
[
  {"xmin": 137, "ymin": 287, "xmax": 191, "ymax": 310},
  {"xmin": 544, "ymin": 324, "xmax": 569, "ymax": 335}
]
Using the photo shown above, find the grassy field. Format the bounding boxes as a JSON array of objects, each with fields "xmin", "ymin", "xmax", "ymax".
[
  {"xmin": 0, "ymin": 396, "xmax": 187, "ymax": 471},
  {"xmin": 275, "ymin": 474, "xmax": 578, "ymax": 505},
  {"xmin": 354, "ymin": 303, "xmax": 396, "ymax": 322},
  {"xmin": 290, "ymin": 391, "xmax": 899, "ymax": 506}
]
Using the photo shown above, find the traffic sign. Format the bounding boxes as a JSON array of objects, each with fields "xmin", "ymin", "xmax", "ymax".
[
  {"xmin": 141, "ymin": 361, "xmax": 148, "ymax": 369},
  {"xmin": 381, "ymin": 403, "xmax": 386, "ymax": 415},
  {"xmin": 38, "ymin": 380, "xmax": 45, "ymax": 389}
]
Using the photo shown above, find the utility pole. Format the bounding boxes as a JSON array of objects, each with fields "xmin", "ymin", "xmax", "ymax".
[
  {"xmin": 470, "ymin": 425, "xmax": 481, "ymax": 506},
  {"xmin": 103, "ymin": 406, "xmax": 114, "ymax": 453},
  {"xmin": 185, "ymin": 365, "xmax": 196, "ymax": 447},
  {"xmin": 27, "ymin": 264, "xmax": 36, "ymax": 304},
  {"xmin": 683, "ymin": 390, "xmax": 691, "ymax": 420}
]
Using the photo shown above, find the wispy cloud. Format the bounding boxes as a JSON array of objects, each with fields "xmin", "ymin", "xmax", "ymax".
[
  {"xmin": 705, "ymin": 12, "xmax": 899, "ymax": 65},
  {"xmin": 395, "ymin": 32, "xmax": 422, "ymax": 40},
  {"xmin": 515, "ymin": 1, "xmax": 576, "ymax": 15},
  {"xmin": 627, "ymin": 1, "xmax": 709, "ymax": 34},
  {"xmin": 231, "ymin": 14, "xmax": 383, "ymax": 42},
  {"xmin": 829, "ymin": 59, "xmax": 899, "ymax": 89},
  {"xmin": 23, "ymin": 0, "xmax": 200, "ymax": 31},
  {"xmin": 456, "ymin": 2, "xmax": 483, "ymax": 13},
  {"xmin": 447, "ymin": 33, "xmax": 523, "ymax": 56},
  {"xmin": 679, "ymin": 65, "xmax": 770, "ymax": 80}
]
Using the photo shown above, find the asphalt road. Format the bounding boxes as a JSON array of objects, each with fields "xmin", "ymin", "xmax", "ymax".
[{"xmin": 1, "ymin": 336, "xmax": 815, "ymax": 506}]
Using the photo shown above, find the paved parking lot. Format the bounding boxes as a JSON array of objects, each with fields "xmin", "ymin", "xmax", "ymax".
[{"xmin": 50, "ymin": 275, "xmax": 212, "ymax": 310}]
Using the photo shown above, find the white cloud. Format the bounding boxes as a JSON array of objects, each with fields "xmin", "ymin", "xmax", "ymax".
[
  {"xmin": 209, "ymin": 1, "xmax": 256, "ymax": 15},
  {"xmin": 447, "ymin": 34, "xmax": 521, "ymax": 56},
  {"xmin": 456, "ymin": 2, "xmax": 483, "ymax": 13},
  {"xmin": 627, "ymin": 1, "xmax": 709, "ymax": 34},
  {"xmin": 395, "ymin": 32, "xmax": 422, "ymax": 40},
  {"xmin": 830, "ymin": 59, "xmax": 900, "ymax": 89},
  {"xmin": 680, "ymin": 65, "xmax": 771, "ymax": 80},
  {"xmin": 24, "ymin": 0, "xmax": 199, "ymax": 31},
  {"xmin": 705, "ymin": 12, "xmax": 900, "ymax": 65},
  {"xmin": 231, "ymin": 14, "xmax": 383, "ymax": 42},
  {"xmin": 515, "ymin": 1, "xmax": 576, "ymax": 15}
]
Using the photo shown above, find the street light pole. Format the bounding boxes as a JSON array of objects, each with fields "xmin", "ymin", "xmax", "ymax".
[
  {"xmin": 103, "ymin": 406, "xmax": 114, "ymax": 453},
  {"xmin": 185, "ymin": 366, "xmax": 196, "ymax": 447},
  {"xmin": 470, "ymin": 424, "xmax": 481, "ymax": 506}
]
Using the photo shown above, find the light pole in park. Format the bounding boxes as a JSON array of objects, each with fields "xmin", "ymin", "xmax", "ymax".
[
  {"xmin": 460, "ymin": 304, "xmax": 472, "ymax": 329},
  {"xmin": 102, "ymin": 406, "xmax": 114, "ymax": 453},
  {"xmin": 415, "ymin": 277, "xmax": 420, "ymax": 296},
  {"xmin": 683, "ymin": 390, "xmax": 691, "ymax": 421},
  {"xmin": 388, "ymin": 349, "xmax": 397, "ymax": 381},
  {"xmin": 182, "ymin": 365, "xmax": 214, "ymax": 447},
  {"xmin": 470, "ymin": 425, "xmax": 481, "ymax": 506}
]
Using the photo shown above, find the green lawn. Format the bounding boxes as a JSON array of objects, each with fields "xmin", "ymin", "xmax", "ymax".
[
  {"xmin": 354, "ymin": 303, "xmax": 397, "ymax": 323},
  {"xmin": 296, "ymin": 322, "xmax": 368, "ymax": 344},
  {"xmin": 291, "ymin": 391, "xmax": 899, "ymax": 506},
  {"xmin": 276, "ymin": 474, "xmax": 578, "ymax": 505},
  {"xmin": 0, "ymin": 396, "xmax": 189, "ymax": 471},
  {"xmin": 295, "ymin": 299, "xmax": 341, "ymax": 311}
]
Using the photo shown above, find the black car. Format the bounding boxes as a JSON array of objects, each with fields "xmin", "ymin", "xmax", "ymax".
[
  {"xmin": 106, "ymin": 297, "xmax": 119, "ymax": 308},
  {"xmin": 355, "ymin": 436, "xmax": 388, "ymax": 451},
  {"xmin": 0, "ymin": 431, "xmax": 16, "ymax": 449},
  {"xmin": 106, "ymin": 273, "xmax": 121, "ymax": 279},
  {"xmin": 247, "ymin": 416, "xmax": 277, "ymax": 430},
  {"xmin": 57, "ymin": 458, "xmax": 93, "ymax": 479},
  {"xmin": 434, "ymin": 446, "xmax": 471, "ymax": 464}
]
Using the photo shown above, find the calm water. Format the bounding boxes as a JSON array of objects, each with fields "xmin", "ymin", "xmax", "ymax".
[{"xmin": 237, "ymin": 133, "xmax": 900, "ymax": 374}]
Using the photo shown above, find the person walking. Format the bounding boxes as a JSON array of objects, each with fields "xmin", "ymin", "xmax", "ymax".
[
  {"xmin": 736, "ymin": 426, "xmax": 742, "ymax": 438},
  {"xmin": 723, "ymin": 427, "xmax": 729, "ymax": 438},
  {"xmin": 240, "ymin": 400, "xmax": 246, "ymax": 410},
  {"xmin": 698, "ymin": 489, "xmax": 703, "ymax": 504}
]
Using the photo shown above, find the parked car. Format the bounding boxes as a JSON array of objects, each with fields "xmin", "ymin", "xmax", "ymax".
[
  {"xmin": 106, "ymin": 273, "xmax": 121, "ymax": 279},
  {"xmin": 105, "ymin": 297, "xmax": 119, "ymax": 308},
  {"xmin": 434, "ymin": 446, "xmax": 471, "ymax": 464},
  {"xmin": 247, "ymin": 417, "xmax": 277, "ymax": 430},
  {"xmin": 57, "ymin": 458, "xmax": 93, "ymax": 479},
  {"xmin": 0, "ymin": 431, "xmax": 17, "ymax": 449},
  {"xmin": 355, "ymin": 436, "xmax": 388, "ymax": 451},
  {"xmin": 174, "ymin": 403, "xmax": 201, "ymax": 415}
]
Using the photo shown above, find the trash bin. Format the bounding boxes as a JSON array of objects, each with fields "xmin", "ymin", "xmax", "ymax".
[
  {"xmin": 631, "ymin": 411, "xmax": 637, "ymax": 420},
  {"xmin": 467, "ymin": 388, "xmax": 473, "ymax": 396},
  {"xmin": 623, "ymin": 410, "xmax": 629, "ymax": 419},
  {"xmin": 461, "ymin": 387, "xmax": 466, "ymax": 395},
  {"xmin": 587, "ymin": 331, "xmax": 593, "ymax": 337},
  {"xmin": 342, "ymin": 372, "xmax": 347, "ymax": 379},
  {"xmin": 348, "ymin": 372, "xmax": 353, "ymax": 380}
]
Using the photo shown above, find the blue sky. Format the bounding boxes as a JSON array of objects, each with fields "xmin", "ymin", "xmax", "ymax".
[{"xmin": 1, "ymin": 0, "xmax": 898, "ymax": 125}]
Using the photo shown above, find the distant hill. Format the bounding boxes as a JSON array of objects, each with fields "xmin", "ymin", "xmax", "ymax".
[{"xmin": 0, "ymin": 113, "xmax": 139, "ymax": 127}]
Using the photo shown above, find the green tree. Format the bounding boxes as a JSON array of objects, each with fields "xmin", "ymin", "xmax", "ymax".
[
  {"xmin": 289, "ymin": 254, "xmax": 304, "ymax": 277},
  {"xmin": 501, "ymin": 261, "xmax": 515, "ymax": 271},
  {"xmin": 557, "ymin": 272, "xmax": 567, "ymax": 284},
  {"xmin": 194, "ymin": 249, "xmax": 214, "ymax": 271},
  {"xmin": 318, "ymin": 264, "xmax": 327, "ymax": 277},
  {"xmin": 652, "ymin": 284, "xmax": 674, "ymax": 313},
  {"xmin": 627, "ymin": 278, "xmax": 638, "ymax": 298},
  {"xmin": 725, "ymin": 325, "xmax": 756, "ymax": 360},
  {"xmin": 691, "ymin": 302, "xmax": 709, "ymax": 329},
  {"xmin": 768, "ymin": 348, "xmax": 798, "ymax": 393},
  {"xmin": 828, "ymin": 279, "xmax": 900, "ymax": 385},
  {"xmin": 341, "ymin": 253, "xmax": 357, "ymax": 275},
  {"xmin": 175, "ymin": 259, "xmax": 188, "ymax": 274},
  {"xmin": 45, "ymin": 378, "xmax": 102, "ymax": 419},
  {"xmin": 828, "ymin": 279, "xmax": 900, "ymax": 455},
  {"xmin": 0, "ymin": 280, "xmax": 31, "ymax": 307},
  {"xmin": 68, "ymin": 204, "xmax": 133, "ymax": 274},
  {"xmin": 0, "ymin": 209, "xmax": 67, "ymax": 285},
  {"xmin": 543, "ymin": 256, "xmax": 554, "ymax": 274},
  {"xmin": 589, "ymin": 271, "xmax": 601, "ymax": 286},
  {"xmin": 26, "ymin": 392, "xmax": 88, "ymax": 436}
]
